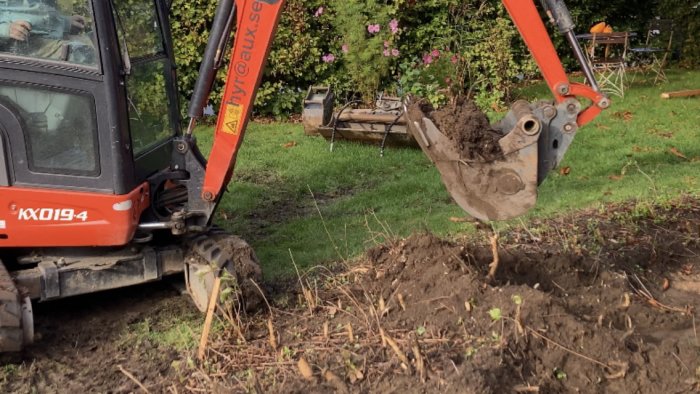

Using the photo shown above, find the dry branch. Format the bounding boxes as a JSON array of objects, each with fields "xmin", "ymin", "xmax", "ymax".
[
  {"xmin": 487, "ymin": 233, "xmax": 500, "ymax": 281},
  {"xmin": 267, "ymin": 318, "xmax": 278, "ymax": 350},
  {"xmin": 118, "ymin": 364, "xmax": 151, "ymax": 393},
  {"xmin": 660, "ymin": 89, "xmax": 700, "ymax": 99},
  {"xmin": 381, "ymin": 328, "xmax": 412, "ymax": 373}
]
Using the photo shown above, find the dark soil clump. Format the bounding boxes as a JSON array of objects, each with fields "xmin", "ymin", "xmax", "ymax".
[{"xmin": 411, "ymin": 99, "xmax": 504, "ymax": 162}]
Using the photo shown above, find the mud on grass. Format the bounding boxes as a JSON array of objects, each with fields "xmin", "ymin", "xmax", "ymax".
[{"xmin": 191, "ymin": 197, "xmax": 700, "ymax": 393}]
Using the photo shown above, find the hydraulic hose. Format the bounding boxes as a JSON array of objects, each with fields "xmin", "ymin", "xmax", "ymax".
[{"xmin": 186, "ymin": 0, "xmax": 237, "ymax": 134}]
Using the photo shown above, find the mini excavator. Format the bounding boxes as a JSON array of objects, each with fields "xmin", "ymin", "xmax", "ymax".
[{"xmin": 0, "ymin": 0, "xmax": 609, "ymax": 351}]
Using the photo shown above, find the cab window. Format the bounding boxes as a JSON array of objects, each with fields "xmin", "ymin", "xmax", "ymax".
[
  {"xmin": 0, "ymin": 83, "xmax": 99, "ymax": 175},
  {"xmin": 112, "ymin": 0, "xmax": 174, "ymax": 156},
  {"xmin": 0, "ymin": 0, "xmax": 98, "ymax": 67}
]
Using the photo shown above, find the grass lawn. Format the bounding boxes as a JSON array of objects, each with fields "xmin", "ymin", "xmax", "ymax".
[{"xmin": 195, "ymin": 69, "xmax": 700, "ymax": 278}]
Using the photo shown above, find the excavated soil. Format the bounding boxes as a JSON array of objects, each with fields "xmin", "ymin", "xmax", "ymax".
[
  {"xmin": 4, "ymin": 198, "xmax": 700, "ymax": 393},
  {"xmin": 410, "ymin": 99, "xmax": 504, "ymax": 162},
  {"xmin": 188, "ymin": 198, "xmax": 700, "ymax": 393}
]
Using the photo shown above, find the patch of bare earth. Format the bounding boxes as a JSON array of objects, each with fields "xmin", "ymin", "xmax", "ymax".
[{"xmin": 0, "ymin": 282, "xmax": 194, "ymax": 393}]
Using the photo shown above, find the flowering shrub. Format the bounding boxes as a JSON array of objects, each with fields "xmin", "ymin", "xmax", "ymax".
[
  {"xmin": 399, "ymin": 48, "xmax": 466, "ymax": 107},
  {"xmin": 326, "ymin": 0, "xmax": 402, "ymax": 102},
  {"xmin": 169, "ymin": 0, "xmax": 673, "ymax": 117}
]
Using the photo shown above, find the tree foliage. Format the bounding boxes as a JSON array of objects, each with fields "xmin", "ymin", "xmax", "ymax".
[{"xmin": 168, "ymin": 0, "xmax": 697, "ymax": 117}]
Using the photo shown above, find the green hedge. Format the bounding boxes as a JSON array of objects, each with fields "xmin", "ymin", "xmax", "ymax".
[{"xmin": 169, "ymin": 0, "xmax": 698, "ymax": 118}]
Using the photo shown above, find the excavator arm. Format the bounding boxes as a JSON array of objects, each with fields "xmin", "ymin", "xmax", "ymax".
[
  {"xmin": 199, "ymin": 0, "xmax": 285, "ymax": 202},
  {"xmin": 503, "ymin": 0, "xmax": 610, "ymax": 125},
  {"xmin": 186, "ymin": 0, "xmax": 609, "ymax": 221}
]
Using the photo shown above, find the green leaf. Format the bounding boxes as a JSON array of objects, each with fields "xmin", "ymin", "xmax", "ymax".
[
  {"xmin": 554, "ymin": 368, "xmax": 567, "ymax": 380},
  {"xmin": 488, "ymin": 308, "xmax": 502, "ymax": 321},
  {"xmin": 416, "ymin": 326, "xmax": 426, "ymax": 336},
  {"xmin": 512, "ymin": 295, "xmax": 523, "ymax": 305}
]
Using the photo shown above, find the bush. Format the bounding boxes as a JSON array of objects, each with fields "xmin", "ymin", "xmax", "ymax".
[
  {"xmin": 170, "ymin": 0, "xmax": 335, "ymax": 119},
  {"xmin": 394, "ymin": 1, "xmax": 537, "ymax": 108},
  {"xmin": 169, "ymin": 0, "xmax": 220, "ymax": 111},
  {"xmin": 168, "ymin": 0, "xmax": 696, "ymax": 118}
]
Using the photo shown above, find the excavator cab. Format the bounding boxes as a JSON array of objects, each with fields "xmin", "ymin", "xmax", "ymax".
[
  {"xmin": 0, "ymin": 0, "xmax": 180, "ymax": 246},
  {"xmin": 0, "ymin": 0, "xmax": 226, "ymax": 351}
]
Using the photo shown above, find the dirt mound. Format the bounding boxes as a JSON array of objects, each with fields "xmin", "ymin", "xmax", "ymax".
[
  {"xmin": 186, "ymin": 198, "xmax": 700, "ymax": 393},
  {"xmin": 411, "ymin": 99, "xmax": 504, "ymax": 162}
]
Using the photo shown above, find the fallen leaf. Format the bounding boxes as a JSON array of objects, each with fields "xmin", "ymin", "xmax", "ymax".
[
  {"xmin": 662, "ymin": 278, "xmax": 670, "ymax": 291},
  {"xmin": 609, "ymin": 175, "xmax": 624, "ymax": 181},
  {"xmin": 613, "ymin": 111, "xmax": 633, "ymax": 122},
  {"xmin": 668, "ymin": 147, "xmax": 688, "ymax": 160},
  {"xmin": 297, "ymin": 358, "xmax": 314, "ymax": 380},
  {"xmin": 632, "ymin": 145, "xmax": 653, "ymax": 153},
  {"xmin": 327, "ymin": 306, "xmax": 337, "ymax": 318},
  {"xmin": 283, "ymin": 141, "xmax": 297, "ymax": 148},
  {"xmin": 559, "ymin": 166, "xmax": 571, "ymax": 176},
  {"xmin": 620, "ymin": 293, "xmax": 631, "ymax": 309},
  {"xmin": 449, "ymin": 216, "xmax": 470, "ymax": 223},
  {"xmin": 647, "ymin": 128, "xmax": 674, "ymax": 139}
]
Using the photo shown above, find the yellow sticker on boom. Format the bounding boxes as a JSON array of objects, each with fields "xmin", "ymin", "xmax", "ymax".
[{"xmin": 222, "ymin": 103, "xmax": 244, "ymax": 135}]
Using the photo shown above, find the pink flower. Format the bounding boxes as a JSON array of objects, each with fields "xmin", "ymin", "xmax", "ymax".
[
  {"xmin": 391, "ymin": 48, "xmax": 400, "ymax": 57},
  {"xmin": 451, "ymin": 54, "xmax": 459, "ymax": 64},
  {"xmin": 383, "ymin": 49, "xmax": 391, "ymax": 57},
  {"xmin": 389, "ymin": 19, "xmax": 399, "ymax": 34},
  {"xmin": 314, "ymin": 6, "xmax": 324, "ymax": 18},
  {"xmin": 422, "ymin": 54, "xmax": 433, "ymax": 64},
  {"xmin": 322, "ymin": 53, "xmax": 336, "ymax": 63},
  {"xmin": 367, "ymin": 24, "xmax": 381, "ymax": 34},
  {"xmin": 341, "ymin": 44, "xmax": 349, "ymax": 53},
  {"xmin": 384, "ymin": 40, "xmax": 390, "ymax": 48},
  {"xmin": 431, "ymin": 49, "xmax": 440, "ymax": 58}
]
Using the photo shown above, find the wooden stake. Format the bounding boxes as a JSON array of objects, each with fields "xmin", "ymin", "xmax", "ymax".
[
  {"xmin": 660, "ymin": 89, "xmax": 700, "ymax": 99},
  {"xmin": 197, "ymin": 276, "xmax": 222, "ymax": 361}
]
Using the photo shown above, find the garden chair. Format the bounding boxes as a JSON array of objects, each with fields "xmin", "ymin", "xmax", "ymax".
[
  {"xmin": 630, "ymin": 19, "xmax": 674, "ymax": 84},
  {"xmin": 586, "ymin": 32, "xmax": 630, "ymax": 97}
]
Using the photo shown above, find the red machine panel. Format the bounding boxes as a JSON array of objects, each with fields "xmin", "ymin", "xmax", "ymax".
[{"xmin": 0, "ymin": 184, "xmax": 149, "ymax": 247}]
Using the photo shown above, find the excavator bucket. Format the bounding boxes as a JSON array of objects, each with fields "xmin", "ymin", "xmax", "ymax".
[{"xmin": 406, "ymin": 99, "xmax": 581, "ymax": 221}]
